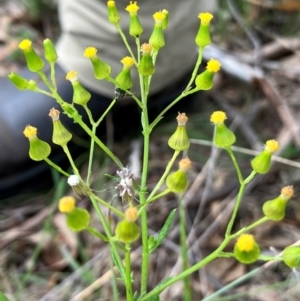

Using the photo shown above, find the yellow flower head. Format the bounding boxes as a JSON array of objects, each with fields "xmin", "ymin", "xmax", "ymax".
[
  {"xmin": 84, "ymin": 47, "xmax": 97, "ymax": 58},
  {"xmin": 206, "ymin": 59, "xmax": 221, "ymax": 73},
  {"xmin": 176, "ymin": 112, "xmax": 189, "ymax": 126},
  {"xmin": 23, "ymin": 125, "xmax": 37, "ymax": 139},
  {"xmin": 19, "ymin": 39, "xmax": 32, "ymax": 51},
  {"xmin": 265, "ymin": 139, "xmax": 279, "ymax": 153},
  {"xmin": 198, "ymin": 12, "xmax": 213, "ymax": 25},
  {"xmin": 107, "ymin": 0, "xmax": 115, "ymax": 8},
  {"xmin": 236, "ymin": 234, "xmax": 256, "ymax": 252},
  {"xmin": 140, "ymin": 43, "xmax": 153, "ymax": 55},
  {"xmin": 179, "ymin": 157, "xmax": 192, "ymax": 172},
  {"xmin": 281, "ymin": 186, "xmax": 294, "ymax": 200},
  {"xmin": 153, "ymin": 11, "xmax": 166, "ymax": 24},
  {"xmin": 66, "ymin": 70, "xmax": 78, "ymax": 82},
  {"xmin": 49, "ymin": 108, "xmax": 61, "ymax": 121},
  {"xmin": 59, "ymin": 196, "xmax": 76, "ymax": 213},
  {"xmin": 121, "ymin": 56, "xmax": 135, "ymax": 68},
  {"xmin": 125, "ymin": 207, "xmax": 138, "ymax": 222},
  {"xmin": 126, "ymin": 1, "xmax": 139, "ymax": 14},
  {"xmin": 210, "ymin": 111, "xmax": 227, "ymax": 124}
]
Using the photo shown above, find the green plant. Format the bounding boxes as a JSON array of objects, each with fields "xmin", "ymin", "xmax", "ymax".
[{"xmin": 6, "ymin": 1, "xmax": 300, "ymax": 300}]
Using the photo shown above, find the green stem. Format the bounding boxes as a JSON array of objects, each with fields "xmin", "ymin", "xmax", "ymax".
[
  {"xmin": 225, "ymin": 170, "xmax": 257, "ymax": 237},
  {"xmin": 87, "ymin": 226, "xmax": 109, "ymax": 242},
  {"xmin": 89, "ymin": 196, "xmax": 126, "ymax": 280},
  {"xmin": 226, "ymin": 147, "xmax": 244, "ymax": 184},
  {"xmin": 146, "ymin": 151, "xmax": 180, "ymax": 202},
  {"xmin": 62, "ymin": 144, "xmax": 81, "ymax": 176},
  {"xmin": 136, "ymin": 37, "xmax": 141, "ymax": 63},
  {"xmin": 178, "ymin": 194, "xmax": 192, "ymax": 301},
  {"xmin": 141, "ymin": 189, "xmax": 171, "ymax": 208},
  {"xmin": 125, "ymin": 244, "xmax": 133, "ymax": 301},
  {"xmin": 50, "ymin": 62, "xmax": 57, "ymax": 90},
  {"xmin": 44, "ymin": 158, "xmax": 70, "ymax": 177},
  {"xmin": 95, "ymin": 99, "xmax": 117, "ymax": 127}
]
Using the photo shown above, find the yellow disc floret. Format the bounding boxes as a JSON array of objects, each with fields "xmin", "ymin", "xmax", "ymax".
[
  {"xmin": 84, "ymin": 47, "xmax": 97, "ymax": 58},
  {"xmin": 19, "ymin": 39, "xmax": 32, "ymax": 51},
  {"xmin": 281, "ymin": 186, "xmax": 294, "ymax": 200},
  {"xmin": 107, "ymin": 0, "xmax": 115, "ymax": 7},
  {"xmin": 198, "ymin": 12, "xmax": 213, "ymax": 25},
  {"xmin": 140, "ymin": 43, "xmax": 153, "ymax": 54},
  {"xmin": 210, "ymin": 111, "xmax": 227, "ymax": 124},
  {"xmin": 121, "ymin": 56, "xmax": 135, "ymax": 68},
  {"xmin": 153, "ymin": 11, "xmax": 166, "ymax": 23},
  {"xmin": 206, "ymin": 59, "xmax": 221, "ymax": 73},
  {"xmin": 125, "ymin": 1, "xmax": 139, "ymax": 13},
  {"xmin": 66, "ymin": 71, "xmax": 78, "ymax": 82},
  {"xmin": 23, "ymin": 125, "xmax": 37, "ymax": 139},
  {"xmin": 265, "ymin": 139, "xmax": 279, "ymax": 153},
  {"xmin": 236, "ymin": 234, "xmax": 256, "ymax": 252},
  {"xmin": 59, "ymin": 196, "xmax": 76, "ymax": 213}
]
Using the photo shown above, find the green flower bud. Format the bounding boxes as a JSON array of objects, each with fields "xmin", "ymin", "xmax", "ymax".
[
  {"xmin": 23, "ymin": 125, "xmax": 51, "ymax": 161},
  {"xmin": 66, "ymin": 71, "xmax": 91, "ymax": 106},
  {"xmin": 61, "ymin": 102, "xmax": 81, "ymax": 120},
  {"xmin": 8, "ymin": 72, "xmax": 30, "ymax": 90},
  {"xmin": 262, "ymin": 186, "xmax": 294, "ymax": 221},
  {"xmin": 168, "ymin": 113, "xmax": 190, "ymax": 151},
  {"xmin": 49, "ymin": 108, "xmax": 72, "ymax": 146},
  {"xmin": 251, "ymin": 140, "xmax": 279, "ymax": 174},
  {"xmin": 138, "ymin": 44, "xmax": 155, "ymax": 76},
  {"xmin": 125, "ymin": 2, "xmax": 143, "ymax": 37},
  {"xmin": 66, "ymin": 207, "xmax": 90, "ymax": 232},
  {"xmin": 283, "ymin": 246, "xmax": 300, "ymax": 268},
  {"xmin": 19, "ymin": 39, "xmax": 44, "ymax": 72},
  {"xmin": 149, "ymin": 12, "xmax": 166, "ymax": 50},
  {"xmin": 115, "ymin": 57, "xmax": 135, "ymax": 90},
  {"xmin": 84, "ymin": 47, "xmax": 111, "ymax": 80},
  {"xmin": 234, "ymin": 234, "xmax": 260, "ymax": 264},
  {"xmin": 195, "ymin": 12, "xmax": 213, "ymax": 49},
  {"xmin": 210, "ymin": 111, "xmax": 236, "ymax": 148},
  {"xmin": 28, "ymin": 80, "xmax": 38, "ymax": 92},
  {"xmin": 161, "ymin": 9, "xmax": 169, "ymax": 30},
  {"xmin": 107, "ymin": 0, "xmax": 121, "ymax": 24},
  {"xmin": 115, "ymin": 220, "xmax": 140, "ymax": 244},
  {"xmin": 195, "ymin": 59, "xmax": 221, "ymax": 90},
  {"xmin": 43, "ymin": 38, "xmax": 58, "ymax": 63}
]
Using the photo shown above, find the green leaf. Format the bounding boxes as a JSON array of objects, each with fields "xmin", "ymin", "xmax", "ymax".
[
  {"xmin": 149, "ymin": 209, "xmax": 176, "ymax": 253},
  {"xmin": 66, "ymin": 208, "xmax": 90, "ymax": 231},
  {"xmin": 0, "ymin": 292, "xmax": 10, "ymax": 301}
]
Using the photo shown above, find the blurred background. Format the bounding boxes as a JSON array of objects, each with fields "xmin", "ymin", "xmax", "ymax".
[{"xmin": 1, "ymin": 0, "xmax": 300, "ymax": 300}]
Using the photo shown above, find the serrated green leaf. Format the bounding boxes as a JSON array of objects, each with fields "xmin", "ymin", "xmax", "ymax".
[
  {"xmin": 149, "ymin": 209, "xmax": 176, "ymax": 253},
  {"xmin": 66, "ymin": 208, "xmax": 90, "ymax": 232}
]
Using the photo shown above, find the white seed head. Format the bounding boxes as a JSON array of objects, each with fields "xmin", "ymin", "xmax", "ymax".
[{"xmin": 67, "ymin": 175, "xmax": 80, "ymax": 187}]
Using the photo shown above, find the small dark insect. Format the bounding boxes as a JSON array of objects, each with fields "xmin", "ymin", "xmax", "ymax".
[{"xmin": 114, "ymin": 87, "xmax": 127, "ymax": 100}]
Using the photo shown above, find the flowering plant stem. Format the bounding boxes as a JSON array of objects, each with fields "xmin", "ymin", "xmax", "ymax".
[{"xmin": 125, "ymin": 243, "xmax": 134, "ymax": 301}]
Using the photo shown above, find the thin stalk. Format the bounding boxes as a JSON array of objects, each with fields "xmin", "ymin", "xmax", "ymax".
[
  {"xmin": 62, "ymin": 144, "xmax": 81, "ymax": 176},
  {"xmin": 146, "ymin": 151, "xmax": 180, "ymax": 202},
  {"xmin": 86, "ymin": 123, "xmax": 96, "ymax": 186},
  {"xmin": 125, "ymin": 244, "xmax": 133, "ymax": 301},
  {"xmin": 225, "ymin": 170, "xmax": 257, "ymax": 237},
  {"xmin": 141, "ymin": 188, "xmax": 171, "ymax": 208},
  {"xmin": 136, "ymin": 37, "xmax": 141, "ymax": 63},
  {"xmin": 50, "ymin": 62, "xmax": 57, "ymax": 90},
  {"xmin": 95, "ymin": 99, "xmax": 117, "ymax": 127},
  {"xmin": 44, "ymin": 158, "xmax": 70, "ymax": 177},
  {"xmin": 89, "ymin": 196, "xmax": 126, "ymax": 279},
  {"xmin": 226, "ymin": 147, "xmax": 243, "ymax": 184},
  {"xmin": 178, "ymin": 194, "xmax": 192, "ymax": 301},
  {"xmin": 86, "ymin": 226, "xmax": 109, "ymax": 242}
]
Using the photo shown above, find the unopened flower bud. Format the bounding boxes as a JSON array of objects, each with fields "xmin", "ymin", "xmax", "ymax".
[
  {"xmin": 84, "ymin": 47, "xmax": 111, "ymax": 80},
  {"xmin": 195, "ymin": 12, "xmax": 213, "ymax": 49},
  {"xmin": 19, "ymin": 39, "xmax": 44, "ymax": 72},
  {"xmin": 138, "ymin": 44, "xmax": 155, "ymax": 76},
  {"xmin": 107, "ymin": 0, "xmax": 121, "ymax": 24},
  {"xmin": 195, "ymin": 59, "xmax": 221, "ymax": 90},
  {"xmin": 43, "ymin": 39, "xmax": 58, "ymax": 63},
  {"xmin": 59, "ymin": 196, "xmax": 76, "ymax": 213},
  {"xmin": 23, "ymin": 125, "xmax": 51, "ymax": 161},
  {"xmin": 8, "ymin": 72, "xmax": 30, "ymax": 90},
  {"xmin": 66, "ymin": 71, "xmax": 91, "ymax": 106},
  {"xmin": 210, "ymin": 111, "xmax": 236, "ymax": 148},
  {"xmin": 168, "ymin": 113, "xmax": 190, "ymax": 151},
  {"xmin": 49, "ymin": 108, "xmax": 72, "ymax": 146},
  {"xmin": 234, "ymin": 234, "xmax": 260, "ymax": 264},
  {"xmin": 262, "ymin": 186, "xmax": 293, "ymax": 221},
  {"xmin": 161, "ymin": 9, "xmax": 169, "ymax": 30},
  {"xmin": 283, "ymin": 246, "xmax": 300, "ymax": 268},
  {"xmin": 251, "ymin": 140, "xmax": 279, "ymax": 174},
  {"xmin": 126, "ymin": 2, "xmax": 143, "ymax": 37},
  {"xmin": 67, "ymin": 207, "xmax": 90, "ymax": 232},
  {"xmin": 115, "ymin": 219, "xmax": 140, "ymax": 243},
  {"xmin": 149, "ymin": 12, "xmax": 166, "ymax": 50},
  {"xmin": 115, "ymin": 57, "xmax": 135, "ymax": 90}
]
